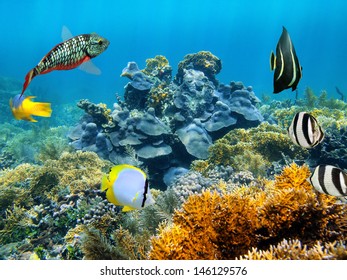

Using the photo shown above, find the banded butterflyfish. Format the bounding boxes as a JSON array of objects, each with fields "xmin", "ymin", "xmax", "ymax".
[
  {"xmin": 288, "ymin": 112, "xmax": 324, "ymax": 148},
  {"xmin": 309, "ymin": 165, "xmax": 347, "ymax": 197}
]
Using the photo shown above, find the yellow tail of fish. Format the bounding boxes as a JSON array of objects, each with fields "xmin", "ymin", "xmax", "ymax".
[{"xmin": 31, "ymin": 102, "xmax": 52, "ymax": 117}]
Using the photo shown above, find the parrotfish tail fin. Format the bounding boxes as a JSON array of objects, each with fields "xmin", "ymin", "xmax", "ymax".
[
  {"xmin": 32, "ymin": 102, "xmax": 52, "ymax": 118},
  {"xmin": 270, "ymin": 51, "xmax": 276, "ymax": 71},
  {"xmin": 20, "ymin": 68, "xmax": 37, "ymax": 98}
]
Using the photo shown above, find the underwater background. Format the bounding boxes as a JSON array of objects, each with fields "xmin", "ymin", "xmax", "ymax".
[
  {"xmin": 1, "ymin": 0, "xmax": 347, "ymax": 260},
  {"xmin": 1, "ymin": 0, "xmax": 347, "ymax": 106}
]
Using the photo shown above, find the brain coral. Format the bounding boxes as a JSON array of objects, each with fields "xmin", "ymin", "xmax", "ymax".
[{"xmin": 148, "ymin": 163, "xmax": 347, "ymax": 260}]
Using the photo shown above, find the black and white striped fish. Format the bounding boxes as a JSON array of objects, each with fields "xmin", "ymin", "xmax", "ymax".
[
  {"xmin": 270, "ymin": 26, "xmax": 302, "ymax": 94},
  {"xmin": 309, "ymin": 165, "xmax": 347, "ymax": 197},
  {"xmin": 288, "ymin": 112, "xmax": 324, "ymax": 148}
]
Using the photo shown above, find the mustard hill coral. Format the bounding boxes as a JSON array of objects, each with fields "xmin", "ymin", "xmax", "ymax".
[
  {"xmin": 194, "ymin": 122, "xmax": 307, "ymax": 177},
  {"xmin": 142, "ymin": 55, "xmax": 172, "ymax": 83},
  {"xmin": 77, "ymin": 99, "xmax": 113, "ymax": 126},
  {"xmin": 146, "ymin": 82, "xmax": 173, "ymax": 116},
  {"xmin": 175, "ymin": 51, "xmax": 222, "ymax": 86},
  {"xmin": 149, "ymin": 163, "xmax": 347, "ymax": 260}
]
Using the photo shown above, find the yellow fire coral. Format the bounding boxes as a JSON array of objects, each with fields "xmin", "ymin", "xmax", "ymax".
[
  {"xmin": 194, "ymin": 123, "xmax": 307, "ymax": 178},
  {"xmin": 149, "ymin": 163, "xmax": 347, "ymax": 260},
  {"xmin": 240, "ymin": 239, "xmax": 347, "ymax": 260}
]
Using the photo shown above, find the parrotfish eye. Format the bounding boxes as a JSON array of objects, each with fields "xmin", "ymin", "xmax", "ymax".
[{"xmin": 98, "ymin": 39, "xmax": 103, "ymax": 45}]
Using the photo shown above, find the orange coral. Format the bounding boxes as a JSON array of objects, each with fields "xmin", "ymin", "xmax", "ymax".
[{"xmin": 149, "ymin": 163, "xmax": 347, "ymax": 260}]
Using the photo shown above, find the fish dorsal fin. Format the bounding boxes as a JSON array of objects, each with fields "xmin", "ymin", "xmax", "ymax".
[
  {"xmin": 79, "ymin": 60, "xmax": 101, "ymax": 75},
  {"xmin": 61, "ymin": 25, "xmax": 73, "ymax": 41}
]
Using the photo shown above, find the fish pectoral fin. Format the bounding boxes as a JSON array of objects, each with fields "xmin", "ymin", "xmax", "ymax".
[
  {"xmin": 270, "ymin": 51, "xmax": 276, "ymax": 71},
  {"xmin": 122, "ymin": 205, "xmax": 137, "ymax": 212},
  {"xmin": 79, "ymin": 60, "xmax": 101, "ymax": 75}
]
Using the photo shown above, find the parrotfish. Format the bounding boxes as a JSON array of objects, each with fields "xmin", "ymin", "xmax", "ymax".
[
  {"xmin": 101, "ymin": 164, "xmax": 155, "ymax": 212},
  {"xmin": 270, "ymin": 26, "xmax": 302, "ymax": 94},
  {"xmin": 9, "ymin": 94, "xmax": 52, "ymax": 122},
  {"xmin": 288, "ymin": 112, "xmax": 324, "ymax": 148},
  {"xmin": 309, "ymin": 165, "xmax": 347, "ymax": 197},
  {"xmin": 20, "ymin": 30, "xmax": 109, "ymax": 97}
]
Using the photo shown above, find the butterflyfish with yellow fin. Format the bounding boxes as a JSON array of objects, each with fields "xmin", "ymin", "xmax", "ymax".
[
  {"xmin": 101, "ymin": 164, "xmax": 155, "ymax": 212},
  {"xmin": 9, "ymin": 94, "xmax": 52, "ymax": 122}
]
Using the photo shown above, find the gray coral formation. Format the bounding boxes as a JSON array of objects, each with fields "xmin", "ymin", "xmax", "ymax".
[{"xmin": 69, "ymin": 51, "xmax": 264, "ymax": 188}]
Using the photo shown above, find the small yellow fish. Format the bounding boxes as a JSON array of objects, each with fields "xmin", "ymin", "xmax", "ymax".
[
  {"xmin": 9, "ymin": 94, "xmax": 52, "ymax": 122},
  {"xmin": 101, "ymin": 164, "xmax": 155, "ymax": 212}
]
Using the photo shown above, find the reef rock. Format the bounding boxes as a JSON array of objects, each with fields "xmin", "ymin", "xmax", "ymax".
[
  {"xmin": 71, "ymin": 51, "xmax": 264, "ymax": 187},
  {"xmin": 176, "ymin": 120, "xmax": 212, "ymax": 159},
  {"xmin": 136, "ymin": 143, "xmax": 172, "ymax": 160},
  {"xmin": 175, "ymin": 51, "xmax": 222, "ymax": 86},
  {"xmin": 204, "ymin": 101, "xmax": 237, "ymax": 132}
]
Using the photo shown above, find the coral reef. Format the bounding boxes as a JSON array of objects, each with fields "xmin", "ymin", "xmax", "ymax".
[
  {"xmin": 0, "ymin": 151, "xmax": 116, "ymax": 259},
  {"xmin": 72, "ymin": 52, "xmax": 263, "ymax": 187},
  {"xmin": 239, "ymin": 239, "xmax": 347, "ymax": 260},
  {"xmin": 0, "ymin": 124, "xmax": 72, "ymax": 168},
  {"xmin": 175, "ymin": 51, "xmax": 222, "ymax": 86},
  {"xmin": 308, "ymin": 126, "xmax": 347, "ymax": 169},
  {"xmin": 259, "ymin": 87, "xmax": 347, "ymax": 170},
  {"xmin": 193, "ymin": 122, "xmax": 307, "ymax": 178},
  {"xmin": 142, "ymin": 55, "xmax": 172, "ymax": 84},
  {"xmin": 148, "ymin": 163, "xmax": 347, "ymax": 260}
]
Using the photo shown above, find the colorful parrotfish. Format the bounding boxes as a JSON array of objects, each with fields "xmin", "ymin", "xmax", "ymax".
[{"xmin": 20, "ymin": 27, "xmax": 109, "ymax": 97}]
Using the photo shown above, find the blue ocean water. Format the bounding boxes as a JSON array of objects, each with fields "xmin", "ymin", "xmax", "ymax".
[{"xmin": 0, "ymin": 0, "xmax": 346, "ymax": 107}]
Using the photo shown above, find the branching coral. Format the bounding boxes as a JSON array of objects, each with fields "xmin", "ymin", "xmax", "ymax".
[
  {"xmin": 80, "ymin": 227, "xmax": 127, "ymax": 260},
  {"xmin": 149, "ymin": 163, "xmax": 347, "ymax": 260},
  {"xmin": 239, "ymin": 239, "xmax": 347, "ymax": 260},
  {"xmin": 1, "ymin": 124, "xmax": 71, "ymax": 167}
]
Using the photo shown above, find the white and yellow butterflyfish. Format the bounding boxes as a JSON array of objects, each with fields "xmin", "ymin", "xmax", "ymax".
[{"xmin": 101, "ymin": 164, "xmax": 155, "ymax": 212}]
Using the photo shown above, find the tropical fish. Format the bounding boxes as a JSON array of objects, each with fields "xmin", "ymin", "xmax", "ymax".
[
  {"xmin": 9, "ymin": 94, "xmax": 52, "ymax": 122},
  {"xmin": 101, "ymin": 164, "xmax": 155, "ymax": 212},
  {"xmin": 288, "ymin": 112, "xmax": 324, "ymax": 148},
  {"xmin": 270, "ymin": 26, "xmax": 302, "ymax": 93},
  {"xmin": 309, "ymin": 165, "xmax": 347, "ymax": 197},
  {"xmin": 20, "ymin": 30, "xmax": 109, "ymax": 97}
]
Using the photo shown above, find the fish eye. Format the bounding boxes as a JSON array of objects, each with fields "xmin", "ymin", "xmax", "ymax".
[{"xmin": 98, "ymin": 39, "xmax": 103, "ymax": 45}]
